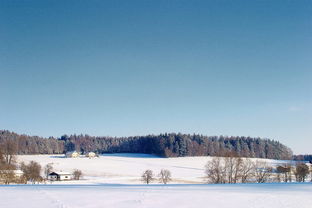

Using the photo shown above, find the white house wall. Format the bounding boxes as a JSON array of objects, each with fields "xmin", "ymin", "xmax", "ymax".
[{"xmin": 60, "ymin": 175, "xmax": 72, "ymax": 180}]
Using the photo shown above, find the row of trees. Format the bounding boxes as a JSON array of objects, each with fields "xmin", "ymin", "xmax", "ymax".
[
  {"xmin": 0, "ymin": 149, "xmax": 43, "ymax": 184},
  {"xmin": 0, "ymin": 130, "xmax": 64, "ymax": 154},
  {"xmin": 141, "ymin": 169, "xmax": 172, "ymax": 184},
  {"xmin": 1, "ymin": 130, "xmax": 293, "ymax": 160},
  {"xmin": 61, "ymin": 133, "xmax": 293, "ymax": 160},
  {"xmin": 1, "ymin": 160, "xmax": 83, "ymax": 184},
  {"xmin": 0, "ymin": 138, "xmax": 82, "ymax": 184},
  {"xmin": 205, "ymin": 154, "xmax": 312, "ymax": 184},
  {"xmin": 293, "ymin": 154, "xmax": 312, "ymax": 162},
  {"xmin": 0, "ymin": 139, "xmax": 18, "ymax": 184}
]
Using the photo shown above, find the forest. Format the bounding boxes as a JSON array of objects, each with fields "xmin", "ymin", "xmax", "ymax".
[
  {"xmin": 293, "ymin": 155, "xmax": 312, "ymax": 162},
  {"xmin": 0, "ymin": 130, "xmax": 293, "ymax": 160}
]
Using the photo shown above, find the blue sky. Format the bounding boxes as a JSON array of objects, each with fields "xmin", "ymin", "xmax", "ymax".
[{"xmin": 1, "ymin": 0, "xmax": 311, "ymax": 154}]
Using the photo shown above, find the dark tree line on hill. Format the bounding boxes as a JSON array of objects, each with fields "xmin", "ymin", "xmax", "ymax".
[
  {"xmin": 293, "ymin": 155, "xmax": 312, "ymax": 162},
  {"xmin": 0, "ymin": 130, "xmax": 293, "ymax": 160},
  {"xmin": 0, "ymin": 130, "xmax": 64, "ymax": 154}
]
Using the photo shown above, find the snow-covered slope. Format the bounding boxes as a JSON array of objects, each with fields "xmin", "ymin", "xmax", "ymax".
[
  {"xmin": 1, "ymin": 183, "xmax": 312, "ymax": 208},
  {"xmin": 17, "ymin": 154, "xmax": 289, "ymax": 184}
]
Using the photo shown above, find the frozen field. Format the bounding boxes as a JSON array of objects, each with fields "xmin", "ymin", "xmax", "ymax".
[
  {"xmin": 3, "ymin": 154, "xmax": 311, "ymax": 208},
  {"xmin": 17, "ymin": 154, "xmax": 289, "ymax": 184},
  {"xmin": 1, "ymin": 183, "xmax": 312, "ymax": 208}
]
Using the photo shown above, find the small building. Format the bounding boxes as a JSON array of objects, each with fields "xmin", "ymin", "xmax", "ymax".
[
  {"xmin": 48, "ymin": 172, "xmax": 72, "ymax": 181},
  {"xmin": 0, "ymin": 170, "xmax": 23, "ymax": 178},
  {"xmin": 14, "ymin": 170, "xmax": 24, "ymax": 178},
  {"xmin": 66, "ymin": 151, "xmax": 80, "ymax": 158},
  {"xmin": 85, "ymin": 152, "xmax": 96, "ymax": 158}
]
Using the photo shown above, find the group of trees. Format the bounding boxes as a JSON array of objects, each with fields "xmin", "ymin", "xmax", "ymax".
[
  {"xmin": 73, "ymin": 169, "xmax": 83, "ymax": 180},
  {"xmin": 1, "ymin": 130, "xmax": 293, "ymax": 160},
  {"xmin": 1, "ymin": 160, "xmax": 83, "ymax": 184},
  {"xmin": 20, "ymin": 161, "xmax": 42, "ymax": 183},
  {"xmin": 204, "ymin": 155, "xmax": 265, "ymax": 184},
  {"xmin": 293, "ymin": 155, "xmax": 312, "ymax": 162},
  {"xmin": 60, "ymin": 133, "xmax": 293, "ymax": 160},
  {"xmin": 0, "ymin": 136, "xmax": 82, "ymax": 184},
  {"xmin": 0, "ymin": 139, "xmax": 18, "ymax": 184},
  {"xmin": 141, "ymin": 169, "xmax": 172, "ymax": 184},
  {"xmin": 205, "ymin": 153, "xmax": 312, "ymax": 184},
  {"xmin": 0, "ymin": 130, "xmax": 64, "ymax": 154},
  {"xmin": 294, "ymin": 163, "xmax": 310, "ymax": 182},
  {"xmin": 0, "ymin": 136, "xmax": 43, "ymax": 184}
]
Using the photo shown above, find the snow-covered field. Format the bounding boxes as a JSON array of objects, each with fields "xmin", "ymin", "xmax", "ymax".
[
  {"xmin": 1, "ymin": 154, "xmax": 310, "ymax": 208},
  {"xmin": 17, "ymin": 153, "xmax": 289, "ymax": 184},
  {"xmin": 1, "ymin": 183, "xmax": 312, "ymax": 208}
]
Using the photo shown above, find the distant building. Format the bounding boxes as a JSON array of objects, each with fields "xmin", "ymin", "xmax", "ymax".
[
  {"xmin": 0, "ymin": 170, "xmax": 24, "ymax": 178},
  {"xmin": 48, "ymin": 172, "xmax": 72, "ymax": 181},
  {"xmin": 13, "ymin": 170, "xmax": 24, "ymax": 178},
  {"xmin": 65, "ymin": 151, "xmax": 80, "ymax": 158},
  {"xmin": 85, "ymin": 152, "xmax": 96, "ymax": 158}
]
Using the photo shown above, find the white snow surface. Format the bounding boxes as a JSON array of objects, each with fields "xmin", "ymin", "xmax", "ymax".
[
  {"xmin": 1, "ymin": 183, "xmax": 311, "ymax": 208},
  {"xmin": 1, "ymin": 154, "xmax": 310, "ymax": 208},
  {"xmin": 16, "ymin": 153, "xmax": 291, "ymax": 184}
]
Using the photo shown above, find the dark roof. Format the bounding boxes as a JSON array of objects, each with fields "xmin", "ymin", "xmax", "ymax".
[{"xmin": 48, "ymin": 172, "xmax": 59, "ymax": 176}]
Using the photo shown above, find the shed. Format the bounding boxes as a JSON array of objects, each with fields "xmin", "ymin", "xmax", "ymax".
[
  {"xmin": 48, "ymin": 172, "xmax": 72, "ymax": 181},
  {"xmin": 14, "ymin": 170, "xmax": 24, "ymax": 178}
]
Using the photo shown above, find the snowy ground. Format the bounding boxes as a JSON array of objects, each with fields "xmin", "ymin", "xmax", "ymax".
[
  {"xmin": 3, "ymin": 154, "xmax": 311, "ymax": 208},
  {"xmin": 1, "ymin": 183, "xmax": 312, "ymax": 208},
  {"xmin": 17, "ymin": 153, "xmax": 291, "ymax": 184}
]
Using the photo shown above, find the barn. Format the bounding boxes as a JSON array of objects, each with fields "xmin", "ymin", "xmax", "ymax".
[
  {"xmin": 65, "ymin": 151, "xmax": 80, "ymax": 158},
  {"xmin": 48, "ymin": 172, "xmax": 72, "ymax": 181},
  {"xmin": 85, "ymin": 152, "xmax": 97, "ymax": 158}
]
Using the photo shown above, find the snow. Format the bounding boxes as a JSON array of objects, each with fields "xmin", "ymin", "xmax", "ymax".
[
  {"xmin": 1, "ymin": 183, "xmax": 312, "ymax": 208},
  {"xmin": 2, "ymin": 154, "xmax": 311, "ymax": 208},
  {"xmin": 17, "ymin": 153, "xmax": 288, "ymax": 184}
]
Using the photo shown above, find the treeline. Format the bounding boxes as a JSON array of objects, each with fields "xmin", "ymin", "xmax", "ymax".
[
  {"xmin": 293, "ymin": 155, "xmax": 312, "ymax": 162},
  {"xmin": 0, "ymin": 130, "xmax": 64, "ymax": 154},
  {"xmin": 205, "ymin": 155, "xmax": 311, "ymax": 184},
  {"xmin": 57, "ymin": 133, "xmax": 294, "ymax": 160},
  {"xmin": 0, "ymin": 130, "xmax": 293, "ymax": 160}
]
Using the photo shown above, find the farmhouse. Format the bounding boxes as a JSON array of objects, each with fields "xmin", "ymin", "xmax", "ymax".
[
  {"xmin": 85, "ymin": 152, "xmax": 96, "ymax": 158},
  {"xmin": 66, "ymin": 151, "xmax": 80, "ymax": 158},
  {"xmin": 0, "ymin": 169, "xmax": 24, "ymax": 178},
  {"xmin": 48, "ymin": 172, "xmax": 72, "ymax": 181},
  {"xmin": 14, "ymin": 170, "xmax": 24, "ymax": 178}
]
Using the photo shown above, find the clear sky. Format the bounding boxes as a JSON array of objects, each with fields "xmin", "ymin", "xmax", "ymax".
[{"xmin": 1, "ymin": 0, "xmax": 311, "ymax": 154}]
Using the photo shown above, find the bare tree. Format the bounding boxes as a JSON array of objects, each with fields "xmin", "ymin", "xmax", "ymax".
[
  {"xmin": 0, "ymin": 140, "xmax": 17, "ymax": 166},
  {"xmin": 224, "ymin": 156, "xmax": 243, "ymax": 184},
  {"xmin": 0, "ymin": 143, "xmax": 17, "ymax": 184},
  {"xmin": 20, "ymin": 161, "xmax": 42, "ymax": 184},
  {"xmin": 276, "ymin": 164, "xmax": 291, "ymax": 183},
  {"xmin": 205, "ymin": 157, "xmax": 226, "ymax": 184},
  {"xmin": 0, "ymin": 169, "xmax": 16, "ymax": 184},
  {"xmin": 0, "ymin": 149, "xmax": 3, "ymax": 164},
  {"xmin": 310, "ymin": 165, "xmax": 312, "ymax": 182},
  {"xmin": 294, "ymin": 163, "xmax": 309, "ymax": 182},
  {"xmin": 254, "ymin": 161, "xmax": 273, "ymax": 183},
  {"xmin": 44, "ymin": 163, "xmax": 53, "ymax": 179},
  {"xmin": 72, "ymin": 169, "xmax": 82, "ymax": 180},
  {"xmin": 240, "ymin": 159, "xmax": 255, "ymax": 183},
  {"xmin": 141, "ymin": 170, "xmax": 154, "ymax": 184},
  {"xmin": 158, "ymin": 169, "xmax": 172, "ymax": 184},
  {"xmin": 205, "ymin": 154, "xmax": 246, "ymax": 184}
]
